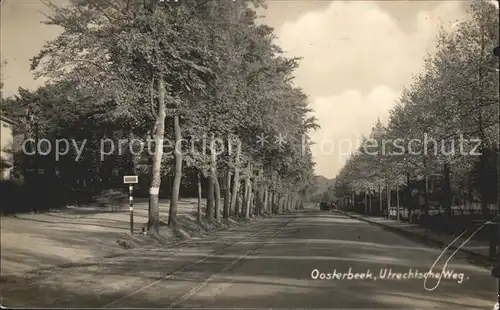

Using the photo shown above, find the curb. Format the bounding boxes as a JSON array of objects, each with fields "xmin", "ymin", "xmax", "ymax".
[{"xmin": 340, "ymin": 211, "xmax": 493, "ymax": 267}]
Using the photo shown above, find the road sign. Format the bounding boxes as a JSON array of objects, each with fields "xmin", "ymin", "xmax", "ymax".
[
  {"xmin": 123, "ymin": 175, "xmax": 138, "ymax": 184},
  {"xmin": 128, "ymin": 184, "xmax": 134, "ymax": 234}
]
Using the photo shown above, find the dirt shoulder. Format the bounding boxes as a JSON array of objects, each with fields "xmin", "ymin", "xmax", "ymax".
[{"xmin": 0, "ymin": 198, "xmax": 261, "ymax": 278}]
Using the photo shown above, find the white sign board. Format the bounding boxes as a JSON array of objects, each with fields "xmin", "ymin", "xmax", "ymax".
[{"xmin": 123, "ymin": 175, "xmax": 138, "ymax": 184}]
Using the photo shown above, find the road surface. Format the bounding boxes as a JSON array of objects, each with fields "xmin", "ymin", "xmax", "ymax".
[{"xmin": 1, "ymin": 209, "xmax": 496, "ymax": 308}]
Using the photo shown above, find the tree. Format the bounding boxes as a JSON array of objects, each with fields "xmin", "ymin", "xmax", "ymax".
[
  {"xmin": 17, "ymin": 0, "xmax": 318, "ymax": 232},
  {"xmin": 31, "ymin": 0, "xmax": 215, "ymax": 234},
  {"xmin": 334, "ymin": 0, "xmax": 498, "ymax": 220}
]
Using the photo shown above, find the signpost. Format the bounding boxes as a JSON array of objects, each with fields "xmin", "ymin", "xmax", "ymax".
[{"xmin": 123, "ymin": 176, "xmax": 138, "ymax": 234}]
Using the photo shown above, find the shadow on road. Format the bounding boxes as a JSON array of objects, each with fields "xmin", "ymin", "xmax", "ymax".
[{"xmin": 1, "ymin": 212, "xmax": 495, "ymax": 308}]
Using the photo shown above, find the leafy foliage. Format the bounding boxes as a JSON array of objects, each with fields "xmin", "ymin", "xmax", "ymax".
[
  {"xmin": 333, "ymin": 0, "xmax": 499, "ymax": 216},
  {"xmin": 4, "ymin": 0, "xmax": 319, "ymax": 220}
]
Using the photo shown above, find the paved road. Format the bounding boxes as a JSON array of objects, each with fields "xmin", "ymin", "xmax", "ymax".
[{"xmin": 1, "ymin": 209, "xmax": 496, "ymax": 308}]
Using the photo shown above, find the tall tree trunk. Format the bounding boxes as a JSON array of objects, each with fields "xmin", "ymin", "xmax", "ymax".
[
  {"xmin": 168, "ymin": 113, "xmax": 182, "ymax": 229},
  {"xmin": 243, "ymin": 176, "xmax": 250, "ymax": 218},
  {"xmin": 206, "ymin": 176, "xmax": 214, "ymax": 219},
  {"xmin": 147, "ymin": 78, "xmax": 166, "ymax": 236},
  {"xmin": 282, "ymin": 194, "xmax": 286, "ymax": 213},
  {"xmin": 368, "ymin": 191, "xmax": 372, "ymax": 214},
  {"xmin": 443, "ymin": 163, "xmax": 452, "ymax": 217},
  {"xmin": 256, "ymin": 170, "xmax": 264, "ymax": 215},
  {"xmin": 211, "ymin": 137, "xmax": 221, "ymax": 220},
  {"xmin": 230, "ymin": 141, "xmax": 241, "ymax": 216},
  {"xmin": 467, "ymin": 173, "xmax": 473, "ymax": 212},
  {"xmin": 235, "ymin": 184, "xmax": 242, "ymax": 217},
  {"xmin": 244, "ymin": 178, "xmax": 252, "ymax": 219},
  {"xmin": 479, "ymin": 150, "xmax": 489, "ymax": 216},
  {"xmin": 255, "ymin": 185, "xmax": 262, "ymax": 215},
  {"xmin": 278, "ymin": 194, "xmax": 283, "ymax": 213},
  {"xmin": 275, "ymin": 191, "xmax": 279, "ymax": 214},
  {"xmin": 276, "ymin": 192, "xmax": 281, "ymax": 214},
  {"xmin": 263, "ymin": 186, "xmax": 269, "ymax": 214},
  {"xmin": 250, "ymin": 175, "xmax": 257, "ymax": 216},
  {"xmin": 251, "ymin": 180, "xmax": 258, "ymax": 216},
  {"xmin": 364, "ymin": 192, "xmax": 368, "ymax": 213},
  {"xmin": 379, "ymin": 185, "xmax": 383, "ymax": 215},
  {"xmin": 274, "ymin": 192, "xmax": 279, "ymax": 213},
  {"xmin": 387, "ymin": 180, "xmax": 391, "ymax": 219},
  {"xmin": 270, "ymin": 190, "xmax": 275, "ymax": 214},
  {"xmin": 214, "ymin": 176, "xmax": 221, "ymax": 220},
  {"xmin": 223, "ymin": 169, "xmax": 231, "ymax": 219},
  {"xmin": 206, "ymin": 139, "xmax": 216, "ymax": 220},
  {"xmin": 251, "ymin": 189, "xmax": 256, "ymax": 216},
  {"xmin": 241, "ymin": 183, "xmax": 247, "ymax": 215},
  {"xmin": 197, "ymin": 172, "xmax": 202, "ymax": 224},
  {"xmin": 423, "ymin": 157, "xmax": 429, "ymax": 216},
  {"xmin": 396, "ymin": 183, "xmax": 400, "ymax": 221},
  {"xmin": 406, "ymin": 172, "xmax": 412, "ymax": 209}
]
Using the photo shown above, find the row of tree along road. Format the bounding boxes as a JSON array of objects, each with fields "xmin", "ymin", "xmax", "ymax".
[
  {"xmin": 0, "ymin": 0, "xmax": 319, "ymax": 235},
  {"xmin": 332, "ymin": 0, "xmax": 498, "ymax": 225}
]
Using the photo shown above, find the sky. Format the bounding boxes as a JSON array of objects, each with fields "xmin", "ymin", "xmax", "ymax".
[{"xmin": 1, "ymin": 0, "xmax": 473, "ymax": 178}]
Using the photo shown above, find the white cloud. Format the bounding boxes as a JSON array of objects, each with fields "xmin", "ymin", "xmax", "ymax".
[
  {"xmin": 308, "ymin": 86, "xmax": 400, "ymax": 178},
  {"xmin": 276, "ymin": 1, "xmax": 466, "ymax": 177}
]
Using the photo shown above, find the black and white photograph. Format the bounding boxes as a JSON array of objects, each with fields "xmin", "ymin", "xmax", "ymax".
[{"xmin": 0, "ymin": 0, "xmax": 499, "ymax": 308}]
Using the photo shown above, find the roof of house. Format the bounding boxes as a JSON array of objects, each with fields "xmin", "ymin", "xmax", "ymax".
[{"xmin": 0, "ymin": 115, "xmax": 16, "ymax": 125}]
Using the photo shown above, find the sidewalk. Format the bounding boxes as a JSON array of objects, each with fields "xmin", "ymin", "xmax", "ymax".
[
  {"xmin": 0, "ymin": 199, "xmax": 241, "ymax": 278},
  {"xmin": 341, "ymin": 211, "xmax": 493, "ymax": 264}
]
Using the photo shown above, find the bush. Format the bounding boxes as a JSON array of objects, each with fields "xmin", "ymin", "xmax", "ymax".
[
  {"xmin": 0, "ymin": 180, "xmax": 26, "ymax": 214},
  {"xmin": 0, "ymin": 179, "xmax": 69, "ymax": 215},
  {"xmin": 93, "ymin": 189, "xmax": 127, "ymax": 209}
]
